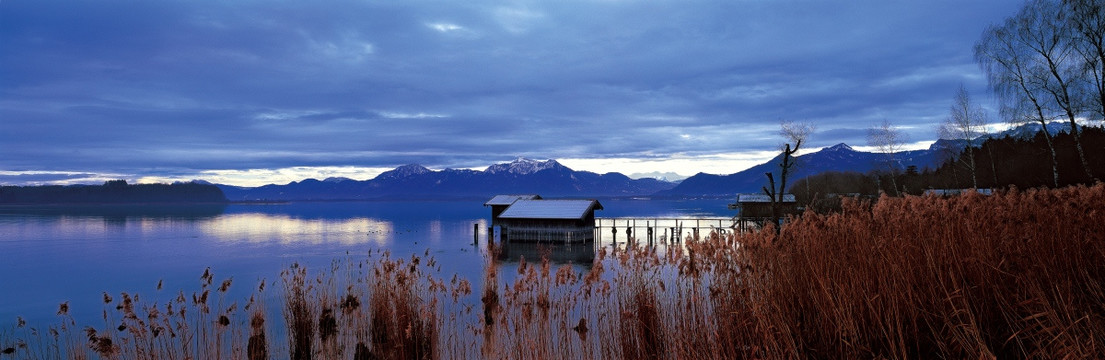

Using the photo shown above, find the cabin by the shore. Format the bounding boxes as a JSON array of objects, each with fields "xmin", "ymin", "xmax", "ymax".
[
  {"xmin": 923, "ymin": 188, "xmax": 994, "ymax": 197},
  {"xmin": 484, "ymin": 195, "xmax": 602, "ymax": 243},
  {"xmin": 484, "ymin": 194, "xmax": 542, "ymax": 223},
  {"xmin": 729, "ymin": 193, "xmax": 798, "ymax": 231}
]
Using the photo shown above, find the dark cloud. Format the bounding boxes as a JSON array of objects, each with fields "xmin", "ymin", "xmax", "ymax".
[{"xmin": 0, "ymin": 0, "xmax": 1023, "ymax": 184}]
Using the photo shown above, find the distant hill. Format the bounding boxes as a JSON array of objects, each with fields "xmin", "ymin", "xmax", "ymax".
[
  {"xmin": 219, "ymin": 122, "xmax": 1075, "ymax": 201},
  {"xmin": 654, "ymin": 143, "xmax": 945, "ymax": 197},
  {"xmin": 218, "ymin": 159, "xmax": 678, "ymax": 201},
  {"xmin": 0, "ymin": 180, "xmax": 228, "ymax": 204},
  {"xmin": 655, "ymin": 121, "xmax": 1074, "ymax": 197}
]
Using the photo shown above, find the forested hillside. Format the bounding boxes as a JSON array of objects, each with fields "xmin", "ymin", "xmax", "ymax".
[{"xmin": 0, "ymin": 180, "xmax": 228, "ymax": 204}]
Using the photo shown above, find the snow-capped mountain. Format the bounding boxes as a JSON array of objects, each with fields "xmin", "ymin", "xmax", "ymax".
[
  {"xmin": 220, "ymin": 122, "xmax": 1069, "ymax": 200},
  {"xmin": 656, "ymin": 121, "xmax": 1075, "ymax": 197},
  {"xmin": 484, "ymin": 158, "xmax": 566, "ymax": 175},
  {"xmin": 218, "ymin": 158, "xmax": 676, "ymax": 201},
  {"xmin": 628, "ymin": 171, "xmax": 688, "ymax": 182},
  {"xmin": 374, "ymin": 164, "xmax": 432, "ymax": 180},
  {"xmin": 656, "ymin": 142, "xmax": 942, "ymax": 197},
  {"xmin": 822, "ymin": 143, "xmax": 854, "ymax": 152}
]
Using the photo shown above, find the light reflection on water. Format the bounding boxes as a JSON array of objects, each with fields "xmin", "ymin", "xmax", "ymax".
[
  {"xmin": 199, "ymin": 214, "xmax": 395, "ymax": 246},
  {"xmin": 0, "ymin": 198, "xmax": 733, "ymax": 327}
]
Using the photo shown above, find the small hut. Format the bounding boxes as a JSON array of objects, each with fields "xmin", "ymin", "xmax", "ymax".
[
  {"xmin": 923, "ymin": 188, "xmax": 993, "ymax": 196},
  {"xmin": 483, "ymin": 195, "xmax": 542, "ymax": 226},
  {"xmin": 729, "ymin": 193, "xmax": 797, "ymax": 231},
  {"xmin": 488, "ymin": 198, "xmax": 603, "ymax": 243}
]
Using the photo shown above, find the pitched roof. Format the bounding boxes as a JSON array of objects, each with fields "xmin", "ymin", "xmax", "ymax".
[
  {"xmin": 735, "ymin": 193, "xmax": 796, "ymax": 203},
  {"xmin": 923, "ymin": 189, "xmax": 993, "ymax": 196},
  {"xmin": 484, "ymin": 194, "xmax": 542, "ymax": 206},
  {"xmin": 498, "ymin": 199, "xmax": 603, "ymax": 220}
]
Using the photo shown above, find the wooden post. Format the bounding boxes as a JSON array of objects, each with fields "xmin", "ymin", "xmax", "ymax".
[
  {"xmin": 695, "ymin": 219, "xmax": 700, "ymax": 240},
  {"xmin": 474, "ymin": 223, "xmax": 479, "ymax": 245}
]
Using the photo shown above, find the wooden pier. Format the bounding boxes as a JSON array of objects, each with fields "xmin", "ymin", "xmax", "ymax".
[
  {"xmin": 481, "ymin": 216, "xmax": 743, "ymax": 264},
  {"xmin": 593, "ymin": 217, "xmax": 737, "ymax": 246}
]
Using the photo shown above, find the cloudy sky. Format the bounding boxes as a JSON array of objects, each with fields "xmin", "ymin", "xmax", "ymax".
[{"xmin": 1, "ymin": 0, "xmax": 1023, "ymax": 186}]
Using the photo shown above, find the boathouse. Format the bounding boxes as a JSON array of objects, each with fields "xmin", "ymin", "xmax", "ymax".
[
  {"xmin": 486, "ymin": 197, "xmax": 603, "ymax": 243},
  {"xmin": 483, "ymin": 194, "xmax": 542, "ymax": 225},
  {"xmin": 923, "ymin": 188, "xmax": 994, "ymax": 196},
  {"xmin": 729, "ymin": 193, "xmax": 798, "ymax": 231}
]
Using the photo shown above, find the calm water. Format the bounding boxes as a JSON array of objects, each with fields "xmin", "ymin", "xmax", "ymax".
[{"xmin": 0, "ymin": 198, "xmax": 731, "ymax": 327}]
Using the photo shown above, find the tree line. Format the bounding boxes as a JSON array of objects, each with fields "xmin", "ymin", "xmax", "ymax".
[
  {"xmin": 976, "ymin": 0, "xmax": 1105, "ymax": 185},
  {"xmin": 790, "ymin": 125, "xmax": 1105, "ymax": 211},
  {"xmin": 768, "ymin": 0, "xmax": 1105, "ymax": 212},
  {"xmin": 0, "ymin": 180, "xmax": 228, "ymax": 204}
]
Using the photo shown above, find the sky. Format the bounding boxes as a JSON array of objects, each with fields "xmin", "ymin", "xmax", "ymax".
[{"xmin": 0, "ymin": 0, "xmax": 1025, "ymax": 187}]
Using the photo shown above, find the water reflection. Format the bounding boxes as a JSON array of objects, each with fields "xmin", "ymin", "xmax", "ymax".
[
  {"xmin": 200, "ymin": 213, "xmax": 395, "ymax": 246},
  {"xmin": 1, "ymin": 199, "xmax": 734, "ymax": 328},
  {"xmin": 496, "ymin": 241, "xmax": 596, "ymax": 265},
  {"xmin": 0, "ymin": 203, "xmax": 227, "ymax": 219},
  {"xmin": 0, "ymin": 204, "xmax": 229, "ymax": 239}
]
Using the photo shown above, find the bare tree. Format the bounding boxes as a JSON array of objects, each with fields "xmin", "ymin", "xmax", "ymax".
[
  {"xmin": 1066, "ymin": 0, "xmax": 1105, "ymax": 122},
  {"xmin": 780, "ymin": 120, "xmax": 815, "ymax": 203},
  {"xmin": 976, "ymin": 9, "xmax": 1061, "ymax": 187},
  {"xmin": 761, "ymin": 120, "xmax": 812, "ymax": 233},
  {"xmin": 1018, "ymin": 0, "xmax": 1097, "ymax": 182},
  {"xmin": 866, "ymin": 119, "xmax": 904, "ymax": 196},
  {"xmin": 940, "ymin": 85, "xmax": 992, "ymax": 189}
]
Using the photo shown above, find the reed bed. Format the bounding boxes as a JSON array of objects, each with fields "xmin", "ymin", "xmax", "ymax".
[{"xmin": 3, "ymin": 184, "xmax": 1104, "ymax": 359}]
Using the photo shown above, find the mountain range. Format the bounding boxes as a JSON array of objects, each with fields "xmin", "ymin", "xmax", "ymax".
[
  {"xmin": 218, "ymin": 159, "xmax": 674, "ymax": 201},
  {"xmin": 217, "ymin": 145, "xmax": 942, "ymax": 201},
  {"xmin": 655, "ymin": 142, "xmax": 943, "ymax": 197},
  {"xmin": 218, "ymin": 123, "xmax": 1068, "ymax": 201}
]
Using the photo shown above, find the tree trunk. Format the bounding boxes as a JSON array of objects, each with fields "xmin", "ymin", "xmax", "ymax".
[
  {"xmin": 1044, "ymin": 50, "xmax": 1097, "ymax": 182},
  {"xmin": 967, "ymin": 143, "xmax": 978, "ymax": 189},
  {"xmin": 779, "ymin": 143, "xmax": 793, "ymax": 205},
  {"xmin": 1068, "ymin": 119, "xmax": 1098, "ymax": 182},
  {"xmin": 1038, "ymin": 119, "xmax": 1060, "ymax": 187},
  {"xmin": 1024, "ymin": 79, "xmax": 1060, "ymax": 187},
  {"xmin": 987, "ymin": 143, "xmax": 999, "ymax": 187},
  {"xmin": 762, "ymin": 172, "xmax": 779, "ymax": 235}
]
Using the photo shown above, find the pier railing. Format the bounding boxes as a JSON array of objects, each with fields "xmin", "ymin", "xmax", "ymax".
[
  {"xmin": 594, "ymin": 217, "xmax": 738, "ymax": 245},
  {"xmin": 503, "ymin": 225, "xmax": 595, "ymax": 243}
]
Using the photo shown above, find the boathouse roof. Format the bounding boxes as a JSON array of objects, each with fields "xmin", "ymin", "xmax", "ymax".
[
  {"xmin": 735, "ymin": 193, "xmax": 796, "ymax": 203},
  {"xmin": 484, "ymin": 194, "xmax": 542, "ymax": 206},
  {"xmin": 498, "ymin": 199, "xmax": 603, "ymax": 220},
  {"xmin": 922, "ymin": 189, "xmax": 993, "ymax": 196}
]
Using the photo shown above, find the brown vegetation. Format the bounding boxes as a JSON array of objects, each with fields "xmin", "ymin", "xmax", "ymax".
[{"xmin": 3, "ymin": 184, "xmax": 1104, "ymax": 358}]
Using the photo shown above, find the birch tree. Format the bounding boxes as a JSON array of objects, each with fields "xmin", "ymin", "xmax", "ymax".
[
  {"xmin": 1066, "ymin": 0, "xmax": 1105, "ymax": 122},
  {"xmin": 976, "ymin": 8, "xmax": 1061, "ymax": 187},
  {"xmin": 866, "ymin": 119, "xmax": 904, "ymax": 196},
  {"xmin": 940, "ymin": 85, "xmax": 993, "ymax": 189},
  {"xmin": 1019, "ymin": 0, "xmax": 1097, "ymax": 182}
]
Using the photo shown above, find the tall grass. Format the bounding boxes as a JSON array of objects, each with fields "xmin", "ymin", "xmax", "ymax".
[
  {"xmin": 735, "ymin": 184, "xmax": 1105, "ymax": 358},
  {"xmin": 3, "ymin": 184, "xmax": 1104, "ymax": 358}
]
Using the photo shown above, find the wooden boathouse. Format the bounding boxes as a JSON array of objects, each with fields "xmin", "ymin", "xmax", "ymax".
[
  {"xmin": 729, "ymin": 193, "xmax": 798, "ymax": 231},
  {"xmin": 484, "ymin": 194, "xmax": 542, "ymax": 225},
  {"xmin": 485, "ymin": 195, "xmax": 603, "ymax": 243},
  {"xmin": 922, "ymin": 188, "xmax": 994, "ymax": 196}
]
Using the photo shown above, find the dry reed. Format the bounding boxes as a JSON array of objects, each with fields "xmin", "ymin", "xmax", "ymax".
[{"xmin": 4, "ymin": 184, "xmax": 1104, "ymax": 359}]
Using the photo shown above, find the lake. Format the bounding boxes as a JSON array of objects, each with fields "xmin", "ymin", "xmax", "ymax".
[{"xmin": 0, "ymin": 198, "xmax": 733, "ymax": 328}]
